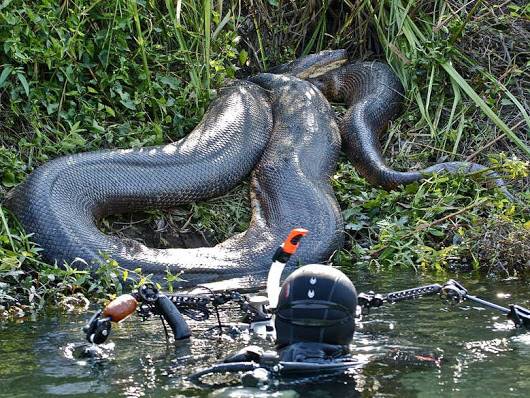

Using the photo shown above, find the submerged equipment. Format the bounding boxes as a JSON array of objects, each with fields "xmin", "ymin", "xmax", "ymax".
[
  {"xmin": 82, "ymin": 228, "xmax": 530, "ymax": 383},
  {"xmin": 83, "ymin": 228, "xmax": 310, "ymax": 345}
]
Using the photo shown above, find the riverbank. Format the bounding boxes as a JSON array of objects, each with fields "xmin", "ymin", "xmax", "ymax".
[{"xmin": 1, "ymin": 1, "xmax": 529, "ymax": 315}]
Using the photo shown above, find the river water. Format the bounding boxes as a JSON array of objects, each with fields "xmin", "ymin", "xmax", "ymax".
[{"xmin": 1, "ymin": 269, "xmax": 529, "ymax": 397}]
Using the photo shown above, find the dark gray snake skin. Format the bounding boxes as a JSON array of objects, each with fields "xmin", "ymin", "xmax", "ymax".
[
  {"xmin": 5, "ymin": 65, "xmax": 342, "ymax": 287},
  {"xmin": 4, "ymin": 52, "xmax": 514, "ymax": 288},
  {"xmin": 310, "ymin": 62, "xmax": 515, "ymax": 198}
]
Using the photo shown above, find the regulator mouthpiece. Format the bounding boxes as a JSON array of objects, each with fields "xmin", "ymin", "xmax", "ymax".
[
  {"xmin": 272, "ymin": 228, "xmax": 309, "ymax": 262},
  {"xmin": 283, "ymin": 228, "xmax": 309, "ymax": 254}
]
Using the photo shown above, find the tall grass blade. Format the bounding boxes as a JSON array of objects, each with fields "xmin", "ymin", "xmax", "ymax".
[
  {"xmin": 129, "ymin": 0, "xmax": 151, "ymax": 91},
  {"xmin": 165, "ymin": 0, "xmax": 202, "ymax": 102},
  {"xmin": 252, "ymin": 16, "xmax": 267, "ymax": 70},
  {"xmin": 0, "ymin": 206, "xmax": 15, "ymax": 251},
  {"xmin": 452, "ymin": 113, "xmax": 465, "ymax": 156},
  {"xmin": 442, "ymin": 61, "xmax": 530, "ymax": 158},
  {"xmin": 203, "ymin": 0, "xmax": 211, "ymax": 90},
  {"xmin": 212, "ymin": 11, "xmax": 231, "ymax": 40}
]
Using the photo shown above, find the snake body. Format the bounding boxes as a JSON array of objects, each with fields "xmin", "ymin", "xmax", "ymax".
[
  {"xmin": 5, "ymin": 71, "xmax": 342, "ymax": 287},
  {"xmin": 310, "ymin": 62, "xmax": 514, "ymax": 196},
  {"xmin": 4, "ymin": 53, "xmax": 514, "ymax": 287},
  {"xmin": 6, "ymin": 80, "xmax": 273, "ymax": 284}
]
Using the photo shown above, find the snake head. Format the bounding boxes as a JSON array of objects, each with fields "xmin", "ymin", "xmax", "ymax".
[{"xmin": 269, "ymin": 49, "xmax": 349, "ymax": 79}]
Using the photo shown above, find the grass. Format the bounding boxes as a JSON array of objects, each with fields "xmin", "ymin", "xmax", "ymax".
[
  {"xmin": 366, "ymin": 0, "xmax": 530, "ymax": 157},
  {"xmin": 0, "ymin": 0, "xmax": 244, "ymax": 313},
  {"xmin": 0, "ymin": 0, "xmax": 529, "ymax": 315},
  {"xmin": 332, "ymin": 0, "xmax": 530, "ymax": 275}
]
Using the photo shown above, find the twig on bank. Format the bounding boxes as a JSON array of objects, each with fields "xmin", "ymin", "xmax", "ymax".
[{"xmin": 415, "ymin": 198, "xmax": 488, "ymax": 232}]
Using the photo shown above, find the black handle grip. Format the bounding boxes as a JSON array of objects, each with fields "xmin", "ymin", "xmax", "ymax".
[{"xmin": 156, "ymin": 294, "xmax": 192, "ymax": 340}]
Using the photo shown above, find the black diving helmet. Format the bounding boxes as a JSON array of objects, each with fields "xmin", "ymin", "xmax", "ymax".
[{"xmin": 275, "ymin": 264, "xmax": 358, "ymax": 348}]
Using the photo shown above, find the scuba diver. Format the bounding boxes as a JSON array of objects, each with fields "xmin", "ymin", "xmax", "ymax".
[
  {"xmin": 187, "ymin": 262, "xmax": 365, "ymax": 388},
  {"xmin": 82, "ymin": 228, "xmax": 530, "ymax": 385},
  {"xmin": 218, "ymin": 263, "xmax": 358, "ymax": 371}
]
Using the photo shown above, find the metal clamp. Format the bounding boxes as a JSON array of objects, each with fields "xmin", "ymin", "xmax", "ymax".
[
  {"xmin": 82, "ymin": 310, "xmax": 112, "ymax": 344},
  {"xmin": 440, "ymin": 279, "xmax": 467, "ymax": 305},
  {"xmin": 507, "ymin": 304, "xmax": 530, "ymax": 328}
]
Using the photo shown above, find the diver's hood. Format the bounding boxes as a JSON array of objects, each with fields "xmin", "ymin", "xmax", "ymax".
[{"xmin": 275, "ymin": 264, "xmax": 357, "ymax": 347}]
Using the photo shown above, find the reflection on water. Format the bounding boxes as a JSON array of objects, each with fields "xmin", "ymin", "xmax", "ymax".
[{"xmin": 1, "ymin": 269, "xmax": 529, "ymax": 397}]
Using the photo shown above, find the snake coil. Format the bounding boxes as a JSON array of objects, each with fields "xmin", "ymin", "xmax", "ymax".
[{"xmin": 4, "ymin": 52, "xmax": 517, "ymax": 288}]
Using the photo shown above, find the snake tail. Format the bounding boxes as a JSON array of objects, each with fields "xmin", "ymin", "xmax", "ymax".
[{"xmin": 310, "ymin": 62, "xmax": 517, "ymax": 200}]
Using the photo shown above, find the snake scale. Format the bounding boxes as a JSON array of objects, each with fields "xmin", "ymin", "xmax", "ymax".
[{"xmin": 4, "ymin": 50, "xmax": 512, "ymax": 288}]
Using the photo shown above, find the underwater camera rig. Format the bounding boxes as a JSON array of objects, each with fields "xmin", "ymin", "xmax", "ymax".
[
  {"xmin": 83, "ymin": 228, "xmax": 310, "ymax": 345},
  {"xmin": 83, "ymin": 228, "xmax": 530, "ymax": 348}
]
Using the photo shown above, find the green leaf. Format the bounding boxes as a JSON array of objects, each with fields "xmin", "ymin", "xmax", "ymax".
[
  {"xmin": 0, "ymin": 0, "xmax": 13, "ymax": 12},
  {"xmin": 62, "ymin": 132, "xmax": 86, "ymax": 151},
  {"xmin": 2, "ymin": 170, "xmax": 16, "ymax": 187},
  {"xmin": 159, "ymin": 75, "xmax": 181, "ymax": 90},
  {"xmin": 105, "ymin": 106, "xmax": 115, "ymax": 117},
  {"xmin": 46, "ymin": 102, "xmax": 59, "ymax": 114},
  {"xmin": 119, "ymin": 92, "xmax": 136, "ymax": 110},
  {"xmin": 239, "ymin": 49, "xmax": 249, "ymax": 66},
  {"xmin": 91, "ymin": 119, "xmax": 105, "ymax": 133},
  {"xmin": 16, "ymin": 73, "xmax": 29, "ymax": 96},
  {"xmin": 428, "ymin": 228, "xmax": 445, "ymax": 237},
  {"xmin": 0, "ymin": 65, "xmax": 12, "ymax": 87},
  {"xmin": 345, "ymin": 222, "xmax": 365, "ymax": 231}
]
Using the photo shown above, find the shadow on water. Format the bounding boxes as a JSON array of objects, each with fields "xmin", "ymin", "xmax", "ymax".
[{"xmin": 1, "ymin": 268, "xmax": 529, "ymax": 397}]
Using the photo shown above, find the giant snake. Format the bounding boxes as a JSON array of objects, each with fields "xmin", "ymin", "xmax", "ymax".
[{"xmin": 4, "ymin": 50, "xmax": 514, "ymax": 288}]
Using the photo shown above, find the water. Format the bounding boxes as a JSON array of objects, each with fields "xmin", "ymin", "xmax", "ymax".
[{"xmin": 1, "ymin": 269, "xmax": 529, "ymax": 397}]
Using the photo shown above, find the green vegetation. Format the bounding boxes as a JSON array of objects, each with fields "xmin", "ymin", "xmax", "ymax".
[
  {"xmin": 331, "ymin": 0, "xmax": 530, "ymax": 274},
  {"xmin": 0, "ymin": 0, "xmax": 529, "ymax": 316}
]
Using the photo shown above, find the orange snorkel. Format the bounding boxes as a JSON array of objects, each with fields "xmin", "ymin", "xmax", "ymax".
[{"xmin": 266, "ymin": 228, "xmax": 308, "ymax": 309}]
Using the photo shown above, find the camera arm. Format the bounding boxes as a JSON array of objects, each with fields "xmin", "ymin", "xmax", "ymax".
[{"xmin": 357, "ymin": 279, "xmax": 530, "ymax": 329}]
